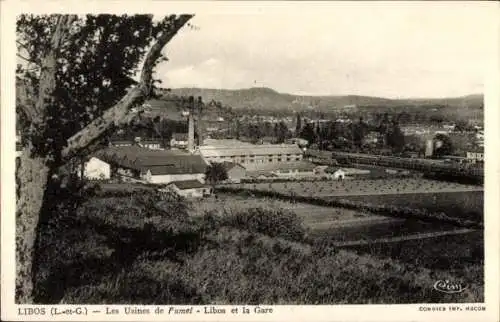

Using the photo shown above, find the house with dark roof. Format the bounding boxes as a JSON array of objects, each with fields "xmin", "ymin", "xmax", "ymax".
[
  {"xmin": 221, "ymin": 162, "xmax": 246, "ymax": 183},
  {"xmin": 95, "ymin": 146, "xmax": 207, "ymax": 184},
  {"xmin": 165, "ymin": 179, "xmax": 211, "ymax": 198}
]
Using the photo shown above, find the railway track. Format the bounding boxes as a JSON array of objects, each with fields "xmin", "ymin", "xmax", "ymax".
[{"xmin": 306, "ymin": 150, "xmax": 483, "ymax": 182}]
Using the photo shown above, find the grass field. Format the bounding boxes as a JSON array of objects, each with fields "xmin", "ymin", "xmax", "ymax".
[
  {"xmin": 33, "ymin": 190, "xmax": 483, "ymax": 304},
  {"xmin": 339, "ymin": 231, "xmax": 483, "ymax": 273},
  {"xmin": 195, "ymin": 193, "xmax": 484, "ymax": 286},
  {"xmin": 191, "ymin": 194, "xmax": 372, "ymax": 222},
  {"xmin": 326, "ymin": 191, "xmax": 483, "ymax": 222}
]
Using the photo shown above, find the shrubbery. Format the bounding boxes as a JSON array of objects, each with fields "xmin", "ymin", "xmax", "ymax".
[
  {"xmin": 61, "ymin": 224, "xmax": 483, "ymax": 304},
  {"xmin": 36, "ymin": 189, "xmax": 483, "ymax": 305},
  {"xmin": 204, "ymin": 207, "xmax": 308, "ymax": 242}
]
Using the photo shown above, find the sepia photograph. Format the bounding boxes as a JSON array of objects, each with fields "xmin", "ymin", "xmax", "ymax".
[{"xmin": 3, "ymin": 1, "xmax": 499, "ymax": 319}]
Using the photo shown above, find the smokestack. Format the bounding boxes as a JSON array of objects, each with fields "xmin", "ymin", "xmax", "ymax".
[
  {"xmin": 196, "ymin": 120, "xmax": 204, "ymax": 147},
  {"xmin": 425, "ymin": 139, "xmax": 434, "ymax": 158},
  {"xmin": 196, "ymin": 96, "xmax": 204, "ymax": 147},
  {"xmin": 188, "ymin": 113, "xmax": 195, "ymax": 152}
]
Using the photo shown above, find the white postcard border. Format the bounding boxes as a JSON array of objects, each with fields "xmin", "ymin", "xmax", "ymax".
[{"xmin": 1, "ymin": 1, "xmax": 499, "ymax": 321}]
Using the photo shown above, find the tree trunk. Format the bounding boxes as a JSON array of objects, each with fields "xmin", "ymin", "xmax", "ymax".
[
  {"xmin": 14, "ymin": 14, "xmax": 194, "ymax": 303},
  {"xmin": 16, "ymin": 150, "xmax": 50, "ymax": 303}
]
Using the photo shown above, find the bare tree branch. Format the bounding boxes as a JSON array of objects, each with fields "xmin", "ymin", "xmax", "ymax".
[
  {"xmin": 16, "ymin": 53, "xmax": 38, "ymax": 65},
  {"xmin": 16, "ymin": 40, "xmax": 29, "ymax": 49},
  {"xmin": 61, "ymin": 14, "xmax": 193, "ymax": 161}
]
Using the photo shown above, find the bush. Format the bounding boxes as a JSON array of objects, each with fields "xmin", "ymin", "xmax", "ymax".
[
  {"xmin": 36, "ymin": 184, "xmax": 483, "ymax": 305},
  {"xmin": 212, "ymin": 207, "xmax": 308, "ymax": 242}
]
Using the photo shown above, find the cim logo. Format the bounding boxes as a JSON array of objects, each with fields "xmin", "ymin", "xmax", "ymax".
[{"xmin": 433, "ymin": 280, "xmax": 468, "ymax": 294}]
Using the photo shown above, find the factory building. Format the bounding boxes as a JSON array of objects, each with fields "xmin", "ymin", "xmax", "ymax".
[
  {"xmin": 196, "ymin": 139, "xmax": 303, "ymax": 170},
  {"xmin": 96, "ymin": 146, "xmax": 207, "ymax": 184}
]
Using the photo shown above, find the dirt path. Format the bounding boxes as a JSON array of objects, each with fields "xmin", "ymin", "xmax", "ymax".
[{"xmin": 331, "ymin": 228, "xmax": 477, "ymax": 247}]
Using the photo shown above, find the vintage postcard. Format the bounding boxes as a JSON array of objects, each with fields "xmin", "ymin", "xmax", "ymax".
[{"xmin": 1, "ymin": 1, "xmax": 499, "ymax": 321}]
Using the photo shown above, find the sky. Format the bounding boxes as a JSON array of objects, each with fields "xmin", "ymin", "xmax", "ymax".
[{"xmin": 153, "ymin": 3, "xmax": 497, "ymax": 99}]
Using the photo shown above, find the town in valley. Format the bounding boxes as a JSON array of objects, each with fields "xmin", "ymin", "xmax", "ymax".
[{"xmin": 13, "ymin": 9, "xmax": 488, "ymax": 307}]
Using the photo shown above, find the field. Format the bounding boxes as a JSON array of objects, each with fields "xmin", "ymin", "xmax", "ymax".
[
  {"xmin": 341, "ymin": 231, "xmax": 483, "ymax": 273},
  {"xmin": 194, "ymin": 194, "xmax": 483, "ymax": 273},
  {"xmin": 222, "ymin": 178, "xmax": 482, "ymax": 197},
  {"xmin": 191, "ymin": 194, "xmax": 373, "ymax": 222},
  {"xmin": 33, "ymin": 189, "xmax": 484, "ymax": 304},
  {"xmin": 218, "ymin": 178, "xmax": 483, "ymax": 222},
  {"xmin": 195, "ymin": 192, "xmax": 484, "ymax": 293},
  {"xmin": 327, "ymin": 191, "xmax": 483, "ymax": 222}
]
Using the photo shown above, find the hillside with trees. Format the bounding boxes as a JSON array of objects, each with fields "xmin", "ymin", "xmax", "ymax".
[{"xmin": 166, "ymin": 87, "xmax": 484, "ymax": 113}]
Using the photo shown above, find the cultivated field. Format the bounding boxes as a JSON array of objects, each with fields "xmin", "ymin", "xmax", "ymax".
[
  {"xmin": 218, "ymin": 178, "xmax": 483, "ymax": 222},
  {"xmin": 32, "ymin": 186, "xmax": 483, "ymax": 304},
  {"xmin": 192, "ymin": 194, "xmax": 483, "ymax": 281},
  {"xmin": 191, "ymin": 194, "xmax": 373, "ymax": 222},
  {"xmin": 221, "ymin": 178, "xmax": 482, "ymax": 197},
  {"xmin": 327, "ymin": 191, "xmax": 483, "ymax": 222}
]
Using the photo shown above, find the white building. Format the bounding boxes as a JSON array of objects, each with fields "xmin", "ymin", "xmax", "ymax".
[
  {"xmin": 165, "ymin": 180, "xmax": 211, "ymax": 198},
  {"xmin": 170, "ymin": 133, "xmax": 189, "ymax": 149},
  {"xmin": 332, "ymin": 169, "xmax": 346, "ymax": 180},
  {"xmin": 197, "ymin": 139, "xmax": 303, "ymax": 168},
  {"xmin": 141, "ymin": 167, "xmax": 206, "ymax": 185},
  {"xmin": 466, "ymin": 151, "xmax": 484, "ymax": 163},
  {"xmin": 136, "ymin": 138, "xmax": 163, "ymax": 150},
  {"xmin": 81, "ymin": 157, "xmax": 111, "ymax": 180}
]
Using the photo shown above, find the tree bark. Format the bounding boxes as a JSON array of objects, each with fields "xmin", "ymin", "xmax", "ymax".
[
  {"xmin": 16, "ymin": 151, "xmax": 50, "ymax": 303},
  {"xmin": 15, "ymin": 14, "xmax": 193, "ymax": 303}
]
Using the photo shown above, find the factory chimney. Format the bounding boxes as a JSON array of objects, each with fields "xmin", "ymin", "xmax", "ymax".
[
  {"xmin": 188, "ymin": 114, "xmax": 195, "ymax": 152},
  {"xmin": 196, "ymin": 96, "xmax": 204, "ymax": 147},
  {"xmin": 425, "ymin": 139, "xmax": 434, "ymax": 158},
  {"xmin": 187, "ymin": 96, "xmax": 195, "ymax": 152}
]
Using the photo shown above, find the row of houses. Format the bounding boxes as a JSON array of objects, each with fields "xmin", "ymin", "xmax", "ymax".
[{"xmin": 109, "ymin": 134, "xmax": 196, "ymax": 151}]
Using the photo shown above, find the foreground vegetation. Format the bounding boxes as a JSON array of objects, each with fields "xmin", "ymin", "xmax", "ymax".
[{"xmin": 33, "ymin": 189, "xmax": 483, "ymax": 304}]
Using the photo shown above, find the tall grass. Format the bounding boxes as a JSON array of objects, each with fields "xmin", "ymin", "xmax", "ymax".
[{"xmin": 34, "ymin": 189, "xmax": 483, "ymax": 304}]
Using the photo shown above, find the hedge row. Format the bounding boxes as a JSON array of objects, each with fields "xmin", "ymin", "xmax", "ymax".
[
  {"xmin": 215, "ymin": 187, "xmax": 483, "ymax": 229},
  {"xmin": 203, "ymin": 207, "xmax": 308, "ymax": 242}
]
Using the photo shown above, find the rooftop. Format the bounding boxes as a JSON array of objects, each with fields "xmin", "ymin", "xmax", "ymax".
[
  {"xmin": 168, "ymin": 179, "xmax": 207, "ymax": 190},
  {"xmin": 221, "ymin": 161, "xmax": 246, "ymax": 171},
  {"xmin": 198, "ymin": 142, "xmax": 303, "ymax": 157},
  {"xmin": 245, "ymin": 161, "xmax": 317, "ymax": 173},
  {"xmin": 94, "ymin": 146, "xmax": 207, "ymax": 175},
  {"xmin": 202, "ymin": 138, "xmax": 255, "ymax": 147}
]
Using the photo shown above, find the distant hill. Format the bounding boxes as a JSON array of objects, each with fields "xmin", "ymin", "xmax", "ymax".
[{"xmin": 164, "ymin": 87, "xmax": 483, "ymax": 112}]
